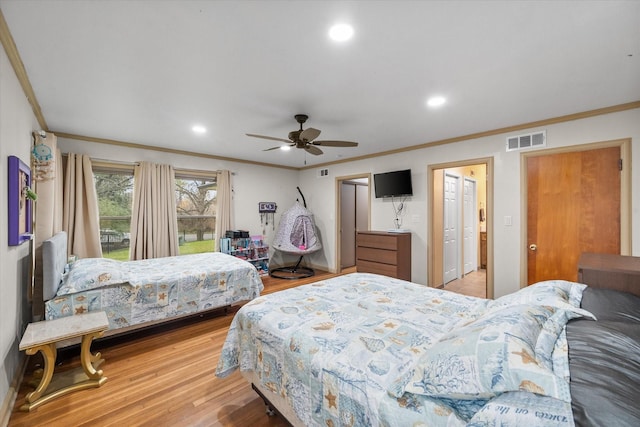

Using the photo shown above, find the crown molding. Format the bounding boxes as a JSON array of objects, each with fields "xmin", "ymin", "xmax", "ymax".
[{"xmin": 0, "ymin": 9, "xmax": 47, "ymax": 130}]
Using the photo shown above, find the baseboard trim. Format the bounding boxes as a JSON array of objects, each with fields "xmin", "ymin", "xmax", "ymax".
[{"xmin": 0, "ymin": 354, "xmax": 28, "ymax": 427}]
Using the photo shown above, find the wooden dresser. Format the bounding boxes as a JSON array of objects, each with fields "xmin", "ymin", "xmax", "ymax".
[{"xmin": 356, "ymin": 231, "xmax": 411, "ymax": 281}]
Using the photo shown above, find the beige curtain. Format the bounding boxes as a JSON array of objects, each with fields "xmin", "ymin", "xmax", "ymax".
[
  {"xmin": 214, "ymin": 170, "xmax": 232, "ymax": 251},
  {"xmin": 33, "ymin": 131, "xmax": 63, "ymax": 318},
  {"xmin": 63, "ymin": 153, "xmax": 102, "ymax": 258},
  {"xmin": 129, "ymin": 161, "xmax": 178, "ymax": 260},
  {"xmin": 34, "ymin": 132, "xmax": 63, "ymax": 244}
]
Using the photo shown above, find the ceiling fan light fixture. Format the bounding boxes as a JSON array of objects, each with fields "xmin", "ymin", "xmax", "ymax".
[
  {"xmin": 280, "ymin": 145, "xmax": 291, "ymax": 151},
  {"xmin": 329, "ymin": 23, "xmax": 354, "ymax": 42}
]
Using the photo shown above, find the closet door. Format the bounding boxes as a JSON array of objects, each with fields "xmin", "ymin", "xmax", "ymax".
[
  {"xmin": 443, "ymin": 173, "xmax": 460, "ymax": 284},
  {"xmin": 340, "ymin": 183, "xmax": 356, "ymax": 268}
]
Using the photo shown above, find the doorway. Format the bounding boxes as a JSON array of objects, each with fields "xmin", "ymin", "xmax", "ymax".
[
  {"xmin": 522, "ymin": 139, "xmax": 631, "ymax": 285},
  {"xmin": 336, "ymin": 174, "xmax": 370, "ymax": 272},
  {"xmin": 429, "ymin": 158, "xmax": 494, "ymax": 299}
]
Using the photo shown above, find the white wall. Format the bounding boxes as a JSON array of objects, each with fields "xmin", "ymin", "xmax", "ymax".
[
  {"xmin": 299, "ymin": 109, "xmax": 640, "ymax": 297},
  {"xmin": 0, "ymin": 44, "xmax": 40, "ymax": 421},
  {"xmin": 57, "ymin": 138, "xmax": 301, "ymax": 265}
]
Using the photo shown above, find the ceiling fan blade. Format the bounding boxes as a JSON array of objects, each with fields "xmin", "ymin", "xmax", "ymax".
[
  {"xmin": 304, "ymin": 145, "xmax": 323, "ymax": 155},
  {"xmin": 313, "ymin": 140, "xmax": 358, "ymax": 147},
  {"xmin": 299, "ymin": 127, "xmax": 321, "ymax": 143},
  {"xmin": 263, "ymin": 146, "xmax": 284, "ymax": 152},
  {"xmin": 246, "ymin": 133, "xmax": 291, "ymax": 143}
]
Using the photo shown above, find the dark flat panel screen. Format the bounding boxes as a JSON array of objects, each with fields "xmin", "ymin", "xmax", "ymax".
[{"xmin": 373, "ymin": 169, "xmax": 413, "ymax": 198}]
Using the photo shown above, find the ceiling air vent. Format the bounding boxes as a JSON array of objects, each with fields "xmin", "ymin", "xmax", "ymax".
[{"xmin": 506, "ymin": 130, "xmax": 546, "ymax": 152}]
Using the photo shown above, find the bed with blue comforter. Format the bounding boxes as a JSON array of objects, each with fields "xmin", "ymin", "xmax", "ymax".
[
  {"xmin": 216, "ymin": 272, "xmax": 640, "ymax": 426},
  {"xmin": 42, "ymin": 232, "xmax": 263, "ymax": 333}
]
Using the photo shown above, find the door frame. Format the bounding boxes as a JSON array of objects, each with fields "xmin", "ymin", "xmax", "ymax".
[
  {"xmin": 428, "ymin": 157, "xmax": 494, "ymax": 299},
  {"xmin": 519, "ymin": 138, "xmax": 632, "ymax": 287},
  {"xmin": 463, "ymin": 176, "xmax": 478, "ymax": 275},
  {"xmin": 335, "ymin": 173, "xmax": 371, "ymax": 273}
]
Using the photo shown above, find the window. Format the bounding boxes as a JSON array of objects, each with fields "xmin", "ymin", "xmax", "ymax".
[
  {"xmin": 94, "ymin": 163, "xmax": 217, "ymax": 259},
  {"xmin": 175, "ymin": 171, "xmax": 217, "ymax": 253},
  {"xmin": 93, "ymin": 166, "xmax": 134, "ymax": 260}
]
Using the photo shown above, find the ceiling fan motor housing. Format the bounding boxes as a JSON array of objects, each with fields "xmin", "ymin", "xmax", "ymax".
[{"xmin": 288, "ymin": 130, "xmax": 302, "ymax": 141}]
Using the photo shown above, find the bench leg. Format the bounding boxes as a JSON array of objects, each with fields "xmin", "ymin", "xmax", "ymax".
[
  {"xmin": 22, "ymin": 343, "xmax": 56, "ymax": 408},
  {"xmin": 80, "ymin": 330, "xmax": 106, "ymax": 380}
]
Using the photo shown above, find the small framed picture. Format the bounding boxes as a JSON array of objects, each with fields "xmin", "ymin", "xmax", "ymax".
[
  {"xmin": 258, "ymin": 202, "xmax": 277, "ymax": 213},
  {"xmin": 8, "ymin": 155, "xmax": 33, "ymax": 246}
]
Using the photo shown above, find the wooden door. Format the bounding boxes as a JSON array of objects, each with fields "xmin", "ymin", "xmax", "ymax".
[{"xmin": 527, "ymin": 146, "xmax": 620, "ymax": 284}]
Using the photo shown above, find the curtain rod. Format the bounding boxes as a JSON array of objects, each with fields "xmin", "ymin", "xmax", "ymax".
[
  {"xmin": 61, "ymin": 153, "xmax": 137, "ymax": 166},
  {"xmin": 61, "ymin": 153, "xmax": 230, "ymax": 175}
]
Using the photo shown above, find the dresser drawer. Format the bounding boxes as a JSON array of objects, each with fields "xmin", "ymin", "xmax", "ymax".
[
  {"xmin": 357, "ymin": 247, "xmax": 398, "ymax": 265},
  {"xmin": 356, "ymin": 233, "xmax": 399, "ymax": 250},
  {"xmin": 356, "ymin": 260, "xmax": 399, "ymax": 278}
]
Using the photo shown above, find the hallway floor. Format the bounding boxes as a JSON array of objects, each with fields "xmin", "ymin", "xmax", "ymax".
[{"xmin": 444, "ymin": 269, "xmax": 487, "ymax": 299}]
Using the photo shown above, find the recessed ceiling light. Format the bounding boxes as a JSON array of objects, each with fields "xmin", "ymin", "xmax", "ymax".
[
  {"xmin": 280, "ymin": 145, "xmax": 291, "ymax": 151},
  {"xmin": 329, "ymin": 23, "xmax": 354, "ymax": 42},
  {"xmin": 427, "ymin": 96, "xmax": 446, "ymax": 108},
  {"xmin": 192, "ymin": 125, "xmax": 207, "ymax": 134}
]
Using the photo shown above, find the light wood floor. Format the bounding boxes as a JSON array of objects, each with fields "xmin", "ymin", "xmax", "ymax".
[
  {"xmin": 8, "ymin": 267, "xmax": 484, "ymax": 426},
  {"xmin": 8, "ymin": 272, "xmax": 340, "ymax": 427},
  {"xmin": 443, "ymin": 269, "xmax": 487, "ymax": 299}
]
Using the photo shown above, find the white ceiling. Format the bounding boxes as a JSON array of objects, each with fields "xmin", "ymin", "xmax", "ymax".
[{"xmin": 1, "ymin": 0, "xmax": 639, "ymax": 168}]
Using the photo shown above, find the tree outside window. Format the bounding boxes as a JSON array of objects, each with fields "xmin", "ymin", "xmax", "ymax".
[
  {"xmin": 94, "ymin": 166, "xmax": 217, "ymax": 260},
  {"xmin": 175, "ymin": 176, "xmax": 217, "ymax": 253},
  {"xmin": 94, "ymin": 169, "xmax": 133, "ymax": 260}
]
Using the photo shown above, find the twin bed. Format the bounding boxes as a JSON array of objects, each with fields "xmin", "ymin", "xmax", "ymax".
[
  {"xmin": 41, "ymin": 231, "xmax": 263, "ymax": 335},
  {"xmin": 216, "ymin": 268, "xmax": 640, "ymax": 426}
]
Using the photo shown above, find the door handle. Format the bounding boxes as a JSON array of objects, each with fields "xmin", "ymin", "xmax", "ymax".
[{"xmin": 529, "ymin": 244, "xmax": 537, "ymax": 251}]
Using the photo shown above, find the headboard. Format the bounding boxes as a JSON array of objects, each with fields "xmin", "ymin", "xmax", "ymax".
[
  {"xmin": 42, "ymin": 231, "xmax": 68, "ymax": 301},
  {"xmin": 578, "ymin": 252, "xmax": 640, "ymax": 297}
]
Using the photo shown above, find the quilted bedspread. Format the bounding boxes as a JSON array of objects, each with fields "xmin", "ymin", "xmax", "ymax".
[
  {"xmin": 45, "ymin": 252, "xmax": 263, "ymax": 330},
  {"xmin": 216, "ymin": 273, "xmax": 593, "ymax": 426}
]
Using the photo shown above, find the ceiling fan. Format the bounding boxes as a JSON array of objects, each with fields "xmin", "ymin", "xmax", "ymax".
[{"xmin": 246, "ymin": 114, "xmax": 358, "ymax": 155}]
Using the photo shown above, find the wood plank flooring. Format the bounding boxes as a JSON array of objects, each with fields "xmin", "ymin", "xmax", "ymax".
[
  {"xmin": 8, "ymin": 267, "xmax": 484, "ymax": 426},
  {"xmin": 8, "ymin": 271, "xmax": 343, "ymax": 427},
  {"xmin": 443, "ymin": 270, "xmax": 487, "ymax": 299}
]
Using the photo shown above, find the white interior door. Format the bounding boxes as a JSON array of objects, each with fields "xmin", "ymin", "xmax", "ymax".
[
  {"xmin": 443, "ymin": 173, "xmax": 459, "ymax": 284},
  {"xmin": 463, "ymin": 177, "xmax": 477, "ymax": 274}
]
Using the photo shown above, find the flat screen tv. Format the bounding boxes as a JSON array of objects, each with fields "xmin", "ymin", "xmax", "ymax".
[{"xmin": 373, "ymin": 169, "xmax": 413, "ymax": 198}]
